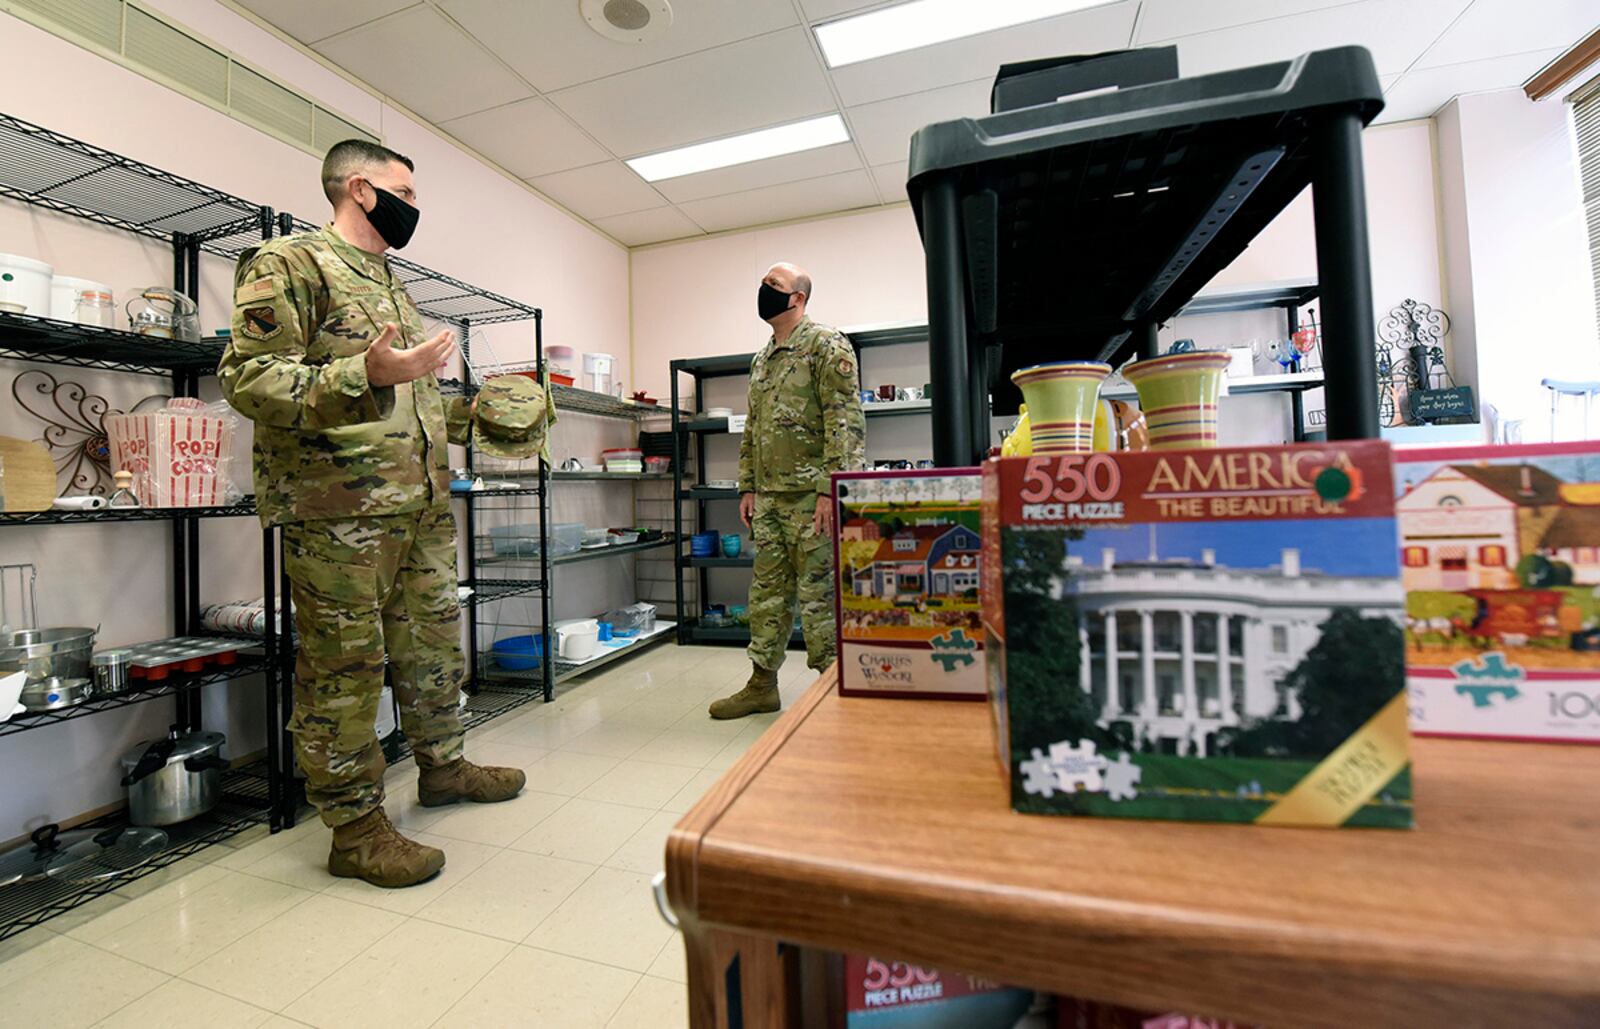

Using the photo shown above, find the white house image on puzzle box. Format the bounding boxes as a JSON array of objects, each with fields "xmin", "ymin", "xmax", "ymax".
[{"xmin": 1051, "ymin": 540, "xmax": 1403, "ymax": 758}]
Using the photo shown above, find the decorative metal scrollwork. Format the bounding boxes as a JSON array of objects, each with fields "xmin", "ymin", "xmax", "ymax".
[
  {"xmin": 1376, "ymin": 299, "xmax": 1454, "ymax": 426},
  {"xmin": 10, "ymin": 370, "xmax": 166, "ymax": 495}
]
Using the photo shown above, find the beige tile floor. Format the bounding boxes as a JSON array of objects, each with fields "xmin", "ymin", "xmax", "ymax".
[{"xmin": 0, "ymin": 644, "xmax": 818, "ymax": 1028}]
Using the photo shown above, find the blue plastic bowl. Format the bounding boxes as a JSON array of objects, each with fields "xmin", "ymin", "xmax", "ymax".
[
  {"xmin": 491, "ymin": 634, "xmax": 544, "ymax": 670},
  {"xmin": 450, "ymin": 479, "xmax": 475, "ymax": 492}
]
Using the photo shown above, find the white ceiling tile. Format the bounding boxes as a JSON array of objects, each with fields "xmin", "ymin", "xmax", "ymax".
[
  {"xmin": 436, "ymin": 0, "xmax": 799, "ymax": 92},
  {"xmin": 313, "ymin": 6, "xmax": 531, "ymax": 121},
  {"xmin": 652, "ymin": 143, "xmax": 864, "ymax": 203},
  {"xmin": 1374, "ymin": 48, "xmax": 1564, "ymax": 122},
  {"xmin": 846, "ymin": 79, "xmax": 993, "ymax": 167},
  {"xmin": 869, "ymin": 161, "xmax": 910, "ymax": 204},
  {"xmin": 232, "ymin": 0, "xmax": 417, "ymax": 44},
  {"xmin": 1415, "ymin": 0, "xmax": 1598, "ymax": 69},
  {"xmin": 1157, "ymin": 0, "xmax": 1473, "ymax": 79},
  {"xmin": 548, "ymin": 28, "xmax": 836, "ymax": 156},
  {"xmin": 439, "ymin": 98, "xmax": 610, "ymax": 179},
  {"xmin": 677, "ymin": 170, "xmax": 880, "ymax": 233},
  {"xmin": 1135, "ymin": 0, "xmax": 1360, "ymax": 44},
  {"xmin": 528, "ymin": 162, "xmax": 667, "ymax": 220},
  {"xmin": 799, "ymin": 0, "xmax": 898, "ymax": 21},
  {"xmin": 828, "ymin": 2, "xmax": 1140, "ymax": 107},
  {"xmin": 593, "ymin": 206, "xmax": 704, "ymax": 246}
]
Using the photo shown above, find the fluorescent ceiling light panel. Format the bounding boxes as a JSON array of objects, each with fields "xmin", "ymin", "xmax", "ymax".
[
  {"xmin": 626, "ymin": 115, "xmax": 851, "ymax": 182},
  {"xmin": 816, "ymin": 0, "xmax": 1117, "ymax": 68}
]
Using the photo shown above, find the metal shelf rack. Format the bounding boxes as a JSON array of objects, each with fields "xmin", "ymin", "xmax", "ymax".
[
  {"xmin": 0, "ymin": 651, "xmax": 270, "ymax": 740},
  {"xmin": 0, "ymin": 500, "xmax": 258, "ymax": 525},
  {"xmin": 0, "ymin": 112, "xmax": 286, "ymax": 937},
  {"xmin": 0, "ymin": 311, "xmax": 233, "ymax": 375},
  {"xmin": 477, "ymin": 620, "xmax": 677, "ymax": 691},
  {"xmin": 0, "ymin": 762, "xmax": 273, "ymax": 942}
]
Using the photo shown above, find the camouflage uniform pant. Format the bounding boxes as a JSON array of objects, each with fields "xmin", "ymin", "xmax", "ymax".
[
  {"xmin": 747, "ymin": 491, "xmax": 835, "ymax": 672},
  {"xmin": 283, "ymin": 506, "xmax": 465, "ymax": 827}
]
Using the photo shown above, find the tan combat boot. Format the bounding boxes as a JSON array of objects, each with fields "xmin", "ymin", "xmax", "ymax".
[
  {"xmin": 328, "ymin": 808, "xmax": 445, "ymax": 888},
  {"xmin": 709, "ymin": 665, "xmax": 781, "ymax": 720},
  {"xmin": 417, "ymin": 758, "xmax": 527, "ymax": 808}
]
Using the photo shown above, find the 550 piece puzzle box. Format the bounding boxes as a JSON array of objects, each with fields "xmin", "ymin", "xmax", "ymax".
[{"xmin": 982, "ymin": 443, "xmax": 1414, "ymax": 828}]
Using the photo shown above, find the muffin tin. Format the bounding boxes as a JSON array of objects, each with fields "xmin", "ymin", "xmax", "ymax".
[{"xmin": 119, "ymin": 637, "xmax": 252, "ymax": 684}]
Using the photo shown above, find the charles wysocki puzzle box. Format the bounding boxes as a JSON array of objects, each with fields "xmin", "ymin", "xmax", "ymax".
[
  {"xmin": 1396, "ymin": 441, "xmax": 1600, "ymax": 743},
  {"xmin": 981, "ymin": 442, "xmax": 1414, "ymax": 827},
  {"xmin": 834, "ymin": 469, "xmax": 985, "ymax": 699}
]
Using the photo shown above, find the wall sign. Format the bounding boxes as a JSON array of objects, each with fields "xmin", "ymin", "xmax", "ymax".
[{"xmin": 1408, "ymin": 386, "xmax": 1476, "ymax": 423}]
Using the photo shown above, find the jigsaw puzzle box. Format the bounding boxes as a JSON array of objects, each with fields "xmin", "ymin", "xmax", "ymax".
[
  {"xmin": 981, "ymin": 443, "xmax": 1414, "ymax": 828},
  {"xmin": 1395, "ymin": 441, "xmax": 1600, "ymax": 743},
  {"xmin": 834, "ymin": 469, "xmax": 985, "ymax": 700}
]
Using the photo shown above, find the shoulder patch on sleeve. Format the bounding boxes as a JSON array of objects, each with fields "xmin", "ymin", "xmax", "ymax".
[
  {"xmin": 234, "ymin": 278, "xmax": 278, "ymax": 305},
  {"xmin": 240, "ymin": 305, "xmax": 280, "ymax": 341}
]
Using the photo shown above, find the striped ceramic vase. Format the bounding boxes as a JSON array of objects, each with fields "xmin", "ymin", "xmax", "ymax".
[
  {"xmin": 1009, "ymin": 362, "xmax": 1112, "ymax": 454},
  {"xmin": 1121, "ymin": 351, "xmax": 1232, "ymax": 450}
]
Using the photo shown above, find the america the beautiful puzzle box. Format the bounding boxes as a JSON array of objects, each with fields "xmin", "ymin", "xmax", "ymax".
[
  {"xmin": 1395, "ymin": 441, "xmax": 1600, "ymax": 743},
  {"xmin": 982, "ymin": 443, "xmax": 1414, "ymax": 827},
  {"xmin": 834, "ymin": 469, "xmax": 985, "ymax": 699}
]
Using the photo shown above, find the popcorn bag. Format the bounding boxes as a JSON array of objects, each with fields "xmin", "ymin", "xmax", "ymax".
[{"xmin": 105, "ymin": 400, "xmax": 241, "ymax": 508}]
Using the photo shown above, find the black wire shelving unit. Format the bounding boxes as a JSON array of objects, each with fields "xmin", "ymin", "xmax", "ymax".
[
  {"xmin": 0, "ymin": 112, "xmax": 287, "ymax": 939},
  {"xmin": 0, "ymin": 763, "xmax": 273, "ymax": 942}
]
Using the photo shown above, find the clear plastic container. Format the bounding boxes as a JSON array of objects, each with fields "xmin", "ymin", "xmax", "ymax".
[{"xmin": 489, "ymin": 522, "xmax": 584, "ymax": 558}]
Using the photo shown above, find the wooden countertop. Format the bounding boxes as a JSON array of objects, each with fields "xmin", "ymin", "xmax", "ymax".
[{"xmin": 666, "ymin": 671, "xmax": 1600, "ymax": 1028}]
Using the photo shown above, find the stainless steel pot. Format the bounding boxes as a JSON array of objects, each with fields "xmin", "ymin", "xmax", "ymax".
[
  {"xmin": 0, "ymin": 627, "xmax": 97, "ymax": 686},
  {"xmin": 118, "ymin": 727, "xmax": 226, "ymax": 826},
  {"xmin": 20, "ymin": 676, "xmax": 92, "ymax": 711}
]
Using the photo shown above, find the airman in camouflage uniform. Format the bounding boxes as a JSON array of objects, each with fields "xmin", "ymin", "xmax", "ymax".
[
  {"xmin": 219, "ymin": 140, "xmax": 530, "ymax": 888},
  {"xmin": 710, "ymin": 263, "xmax": 865, "ymax": 719}
]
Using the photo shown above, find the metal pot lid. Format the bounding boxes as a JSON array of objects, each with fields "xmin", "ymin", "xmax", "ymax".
[
  {"xmin": 45, "ymin": 825, "xmax": 168, "ymax": 884},
  {"xmin": 0, "ymin": 823, "xmax": 167, "ymax": 887},
  {"xmin": 118, "ymin": 729, "xmax": 225, "ymax": 769}
]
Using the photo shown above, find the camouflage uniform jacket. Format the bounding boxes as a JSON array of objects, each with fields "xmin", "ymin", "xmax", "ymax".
[
  {"xmin": 737, "ymin": 316, "xmax": 866, "ymax": 496},
  {"xmin": 219, "ymin": 225, "xmax": 472, "ymax": 526}
]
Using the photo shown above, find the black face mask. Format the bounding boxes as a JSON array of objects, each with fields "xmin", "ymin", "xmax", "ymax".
[
  {"xmin": 758, "ymin": 282, "xmax": 795, "ymax": 322},
  {"xmin": 360, "ymin": 181, "xmax": 419, "ymax": 250}
]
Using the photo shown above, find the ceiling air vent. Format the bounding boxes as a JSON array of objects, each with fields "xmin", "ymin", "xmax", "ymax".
[
  {"xmin": 230, "ymin": 63, "xmax": 314, "ymax": 146},
  {"xmin": 3, "ymin": 0, "xmax": 380, "ymax": 158},
  {"xmin": 123, "ymin": 4, "xmax": 228, "ymax": 105},
  {"xmin": 8, "ymin": 0, "xmax": 121, "ymax": 52},
  {"xmin": 313, "ymin": 106, "xmax": 378, "ymax": 151}
]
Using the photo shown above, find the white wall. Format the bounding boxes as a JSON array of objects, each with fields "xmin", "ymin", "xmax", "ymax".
[
  {"xmin": 630, "ymin": 121, "xmax": 1448, "ymax": 445},
  {"xmin": 0, "ymin": 4, "xmax": 630, "ymax": 841},
  {"xmin": 1436, "ymin": 88, "xmax": 1600, "ymax": 440}
]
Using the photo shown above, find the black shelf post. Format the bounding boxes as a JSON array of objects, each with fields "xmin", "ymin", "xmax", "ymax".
[
  {"xmin": 1312, "ymin": 112, "xmax": 1381, "ymax": 441},
  {"xmin": 670, "ymin": 361, "xmax": 686, "ymax": 644},
  {"xmin": 462, "ymin": 318, "xmax": 480, "ymax": 695},
  {"xmin": 922, "ymin": 175, "xmax": 974, "ymax": 467},
  {"xmin": 536, "ymin": 311, "xmax": 554, "ymax": 701}
]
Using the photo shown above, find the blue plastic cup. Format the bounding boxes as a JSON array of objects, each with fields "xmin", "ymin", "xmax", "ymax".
[
  {"xmin": 721, "ymin": 534, "xmax": 742, "ymax": 558},
  {"xmin": 597, "ymin": 622, "xmax": 613, "ymax": 642}
]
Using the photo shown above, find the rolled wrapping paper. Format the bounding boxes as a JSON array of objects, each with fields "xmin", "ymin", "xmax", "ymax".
[
  {"xmin": 200, "ymin": 598, "xmax": 291, "ymax": 637},
  {"xmin": 51, "ymin": 496, "xmax": 108, "ymax": 511},
  {"xmin": 1121, "ymin": 351, "xmax": 1232, "ymax": 450},
  {"xmin": 1009, "ymin": 361, "xmax": 1112, "ymax": 454}
]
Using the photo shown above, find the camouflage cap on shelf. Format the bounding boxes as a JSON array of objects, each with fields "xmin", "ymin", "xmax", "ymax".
[{"xmin": 473, "ymin": 374, "xmax": 549, "ymax": 460}]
